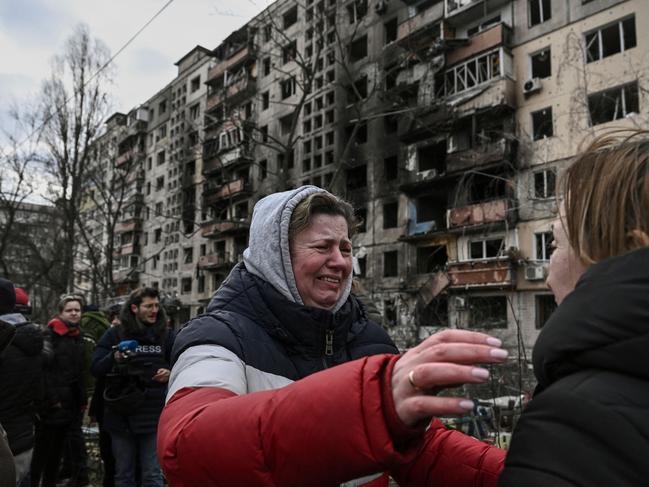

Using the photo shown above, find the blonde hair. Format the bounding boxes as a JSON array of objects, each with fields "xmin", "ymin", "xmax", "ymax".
[
  {"xmin": 288, "ymin": 192, "xmax": 359, "ymax": 241},
  {"xmin": 562, "ymin": 129, "xmax": 649, "ymax": 264}
]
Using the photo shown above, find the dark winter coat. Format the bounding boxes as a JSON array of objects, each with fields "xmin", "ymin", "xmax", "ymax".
[
  {"xmin": 500, "ymin": 246, "xmax": 649, "ymax": 487},
  {"xmin": 0, "ymin": 313, "xmax": 43, "ymax": 454},
  {"xmin": 40, "ymin": 320, "xmax": 87, "ymax": 425},
  {"xmin": 91, "ymin": 309, "xmax": 175, "ymax": 435}
]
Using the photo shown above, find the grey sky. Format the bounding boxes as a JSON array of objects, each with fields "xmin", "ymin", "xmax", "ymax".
[{"xmin": 0, "ymin": 0, "xmax": 266, "ymax": 133}]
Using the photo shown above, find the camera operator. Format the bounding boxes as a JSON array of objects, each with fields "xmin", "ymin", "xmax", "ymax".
[{"xmin": 91, "ymin": 288, "xmax": 175, "ymax": 487}]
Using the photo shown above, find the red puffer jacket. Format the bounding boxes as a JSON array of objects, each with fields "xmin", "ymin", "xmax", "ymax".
[{"xmin": 158, "ymin": 353, "xmax": 504, "ymax": 487}]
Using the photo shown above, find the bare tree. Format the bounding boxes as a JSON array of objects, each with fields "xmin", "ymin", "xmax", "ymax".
[{"xmin": 37, "ymin": 24, "xmax": 113, "ymax": 294}]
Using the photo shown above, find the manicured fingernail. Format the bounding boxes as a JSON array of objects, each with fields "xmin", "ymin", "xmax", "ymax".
[
  {"xmin": 490, "ymin": 348, "xmax": 508, "ymax": 359},
  {"xmin": 486, "ymin": 337, "xmax": 502, "ymax": 347},
  {"xmin": 472, "ymin": 368, "xmax": 490, "ymax": 379},
  {"xmin": 459, "ymin": 400, "xmax": 474, "ymax": 410}
]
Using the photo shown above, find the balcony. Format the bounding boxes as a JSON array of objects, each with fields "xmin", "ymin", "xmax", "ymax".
[
  {"xmin": 446, "ymin": 138, "xmax": 515, "ymax": 174},
  {"xmin": 203, "ymin": 178, "xmax": 251, "ymax": 207},
  {"xmin": 445, "ymin": 0, "xmax": 511, "ymax": 26},
  {"xmin": 115, "ymin": 218, "xmax": 142, "ymax": 234},
  {"xmin": 114, "ymin": 243, "xmax": 140, "ymax": 257},
  {"xmin": 201, "ymin": 219, "xmax": 250, "ymax": 238},
  {"xmin": 112, "ymin": 269, "xmax": 139, "ymax": 283},
  {"xmin": 115, "ymin": 150, "xmax": 133, "ymax": 168},
  {"xmin": 446, "ymin": 23, "xmax": 512, "ymax": 66},
  {"xmin": 198, "ymin": 252, "xmax": 242, "ymax": 270},
  {"xmin": 206, "ymin": 76, "xmax": 256, "ymax": 112},
  {"xmin": 447, "ymin": 258, "xmax": 515, "ymax": 288},
  {"xmin": 396, "ymin": 2, "xmax": 444, "ymax": 44},
  {"xmin": 208, "ymin": 46, "xmax": 254, "ymax": 84},
  {"xmin": 446, "ymin": 198, "xmax": 515, "ymax": 230},
  {"xmin": 203, "ymin": 146, "xmax": 253, "ymax": 175},
  {"xmin": 398, "ymin": 104, "xmax": 454, "ymax": 144}
]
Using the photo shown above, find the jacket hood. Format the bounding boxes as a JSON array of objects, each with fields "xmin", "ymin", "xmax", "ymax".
[
  {"xmin": 242, "ymin": 185, "xmax": 352, "ymax": 313},
  {"xmin": 533, "ymin": 246, "xmax": 649, "ymax": 389}
]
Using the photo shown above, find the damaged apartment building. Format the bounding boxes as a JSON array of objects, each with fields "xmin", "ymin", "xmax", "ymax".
[{"xmin": 80, "ymin": 0, "xmax": 649, "ymax": 352}]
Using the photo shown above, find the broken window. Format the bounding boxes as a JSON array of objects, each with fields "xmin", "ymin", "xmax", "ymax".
[
  {"xmin": 263, "ymin": 57, "xmax": 271, "ymax": 76},
  {"xmin": 417, "ymin": 245, "xmax": 448, "ymax": 274},
  {"xmin": 585, "ymin": 16, "xmax": 636, "ymax": 63},
  {"xmin": 416, "ymin": 195, "xmax": 444, "ymax": 225},
  {"xmin": 384, "ymin": 114, "xmax": 398, "ymax": 134},
  {"xmin": 384, "ymin": 156, "xmax": 398, "ymax": 181},
  {"xmin": 282, "ymin": 41, "xmax": 297, "ymax": 64},
  {"xmin": 529, "ymin": 0, "xmax": 551, "ymax": 27},
  {"xmin": 531, "ymin": 107, "xmax": 553, "ymax": 140},
  {"xmin": 283, "ymin": 5, "xmax": 298, "ymax": 29},
  {"xmin": 190, "ymin": 75, "xmax": 201, "ymax": 93},
  {"xmin": 262, "ymin": 91, "xmax": 269, "ymax": 110},
  {"xmin": 347, "ymin": 0, "xmax": 367, "ymax": 24},
  {"xmin": 281, "ymin": 77, "xmax": 296, "ymax": 99},
  {"xmin": 259, "ymin": 159, "xmax": 267, "ymax": 180},
  {"xmin": 383, "ymin": 251, "xmax": 398, "ymax": 277},
  {"xmin": 469, "ymin": 296, "xmax": 507, "ymax": 329},
  {"xmin": 418, "ymin": 141, "xmax": 446, "ymax": 173},
  {"xmin": 533, "ymin": 168, "xmax": 556, "ymax": 198},
  {"xmin": 279, "ymin": 113, "xmax": 294, "ymax": 135},
  {"xmin": 183, "ymin": 247, "xmax": 193, "ymax": 264},
  {"xmin": 535, "ymin": 294, "xmax": 557, "ymax": 329},
  {"xmin": 535, "ymin": 231, "xmax": 553, "ymax": 261},
  {"xmin": 384, "ymin": 18, "xmax": 398, "ymax": 44},
  {"xmin": 383, "ymin": 202, "xmax": 398, "ymax": 229},
  {"xmin": 530, "ymin": 48, "xmax": 551, "ymax": 78},
  {"xmin": 588, "ymin": 81, "xmax": 639, "ymax": 125},
  {"xmin": 346, "ymin": 123, "xmax": 367, "ymax": 144},
  {"xmin": 419, "ymin": 296, "xmax": 448, "ymax": 328},
  {"xmin": 469, "ymin": 238, "xmax": 504, "ymax": 260},
  {"xmin": 346, "ymin": 165, "xmax": 367, "ymax": 190},
  {"xmin": 356, "ymin": 256, "xmax": 367, "ymax": 277},
  {"xmin": 349, "ymin": 35, "xmax": 368, "ymax": 62}
]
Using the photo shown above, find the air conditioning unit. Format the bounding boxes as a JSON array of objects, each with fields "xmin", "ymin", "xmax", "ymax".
[
  {"xmin": 523, "ymin": 77, "xmax": 542, "ymax": 96},
  {"xmin": 525, "ymin": 265, "xmax": 546, "ymax": 281},
  {"xmin": 451, "ymin": 296, "xmax": 467, "ymax": 310},
  {"xmin": 375, "ymin": 0, "xmax": 388, "ymax": 14}
]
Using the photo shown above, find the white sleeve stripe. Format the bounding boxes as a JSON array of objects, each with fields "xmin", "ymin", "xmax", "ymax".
[{"xmin": 166, "ymin": 344, "xmax": 294, "ymax": 403}]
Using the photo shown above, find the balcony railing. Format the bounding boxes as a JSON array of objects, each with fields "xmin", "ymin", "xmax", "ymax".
[
  {"xmin": 198, "ymin": 252, "xmax": 242, "ymax": 270},
  {"xmin": 115, "ymin": 219, "xmax": 142, "ymax": 234},
  {"xmin": 206, "ymin": 76, "xmax": 256, "ymax": 112},
  {"xmin": 447, "ymin": 258, "xmax": 514, "ymax": 288},
  {"xmin": 203, "ymin": 178, "xmax": 250, "ymax": 207},
  {"xmin": 446, "ymin": 23, "xmax": 512, "ymax": 66},
  {"xmin": 112, "ymin": 269, "xmax": 139, "ymax": 283},
  {"xmin": 397, "ymin": 2, "xmax": 444, "ymax": 44},
  {"xmin": 207, "ymin": 46, "xmax": 253, "ymax": 83},
  {"xmin": 115, "ymin": 150, "xmax": 133, "ymax": 167},
  {"xmin": 446, "ymin": 138, "xmax": 513, "ymax": 174},
  {"xmin": 114, "ymin": 243, "xmax": 140, "ymax": 257},
  {"xmin": 201, "ymin": 219, "xmax": 250, "ymax": 238},
  {"xmin": 445, "ymin": 0, "xmax": 510, "ymax": 26},
  {"xmin": 447, "ymin": 198, "xmax": 513, "ymax": 229},
  {"xmin": 203, "ymin": 146, "xmax": 253, "ymax": 175}
]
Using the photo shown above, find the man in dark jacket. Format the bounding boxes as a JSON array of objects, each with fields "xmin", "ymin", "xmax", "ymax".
[
  {"xmin": 92, "ymin": 288, "xmax": 175, "ymax": 487},
  {"xmin": 0, "ymin": 278, "xmax": 18, "ymax": 486},
  {"xmin": 0, "ymin": 283, "xmax": 44, "ymax": 485}
]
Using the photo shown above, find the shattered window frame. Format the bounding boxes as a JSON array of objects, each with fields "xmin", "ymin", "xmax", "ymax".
[
  {"xmin": 585, "ymin": 16, "xmax": 636, "ymax": 63},
  {"xmin": 441, "ymin": 49, "xmax": 504, "ymax": 97}
]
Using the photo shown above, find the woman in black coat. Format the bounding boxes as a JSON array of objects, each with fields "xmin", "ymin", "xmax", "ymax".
[{"xmin": 500, "ymin": 130, "xmax": 649, "ymax": 486}]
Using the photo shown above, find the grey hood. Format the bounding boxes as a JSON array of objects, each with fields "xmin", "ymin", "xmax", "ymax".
[{"xmin": 243, "ymin": 185, "xmax": 352, "ymax": 313}]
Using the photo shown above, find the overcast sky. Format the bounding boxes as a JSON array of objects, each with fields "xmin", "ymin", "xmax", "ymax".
[{"xmin": 0, "ymin": 0, "xmax": 267, "ymax": 133}]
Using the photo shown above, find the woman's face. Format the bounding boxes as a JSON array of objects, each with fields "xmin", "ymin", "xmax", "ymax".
[
  {"xmin": 290, "ymin": 214, "xmax": 353, "ymax": 310},
  {"xmin": 60, "ymin": 300, "xmax": 82, "ymax": 324},
  {"xmin": 546, "ymin": 218, "xmax": 588, "ymax": 305}
]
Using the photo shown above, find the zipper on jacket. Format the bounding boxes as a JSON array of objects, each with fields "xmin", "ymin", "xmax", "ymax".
[{"xmin": 324, "ymin": 329, "xmax": 334, "ymax": 356}]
